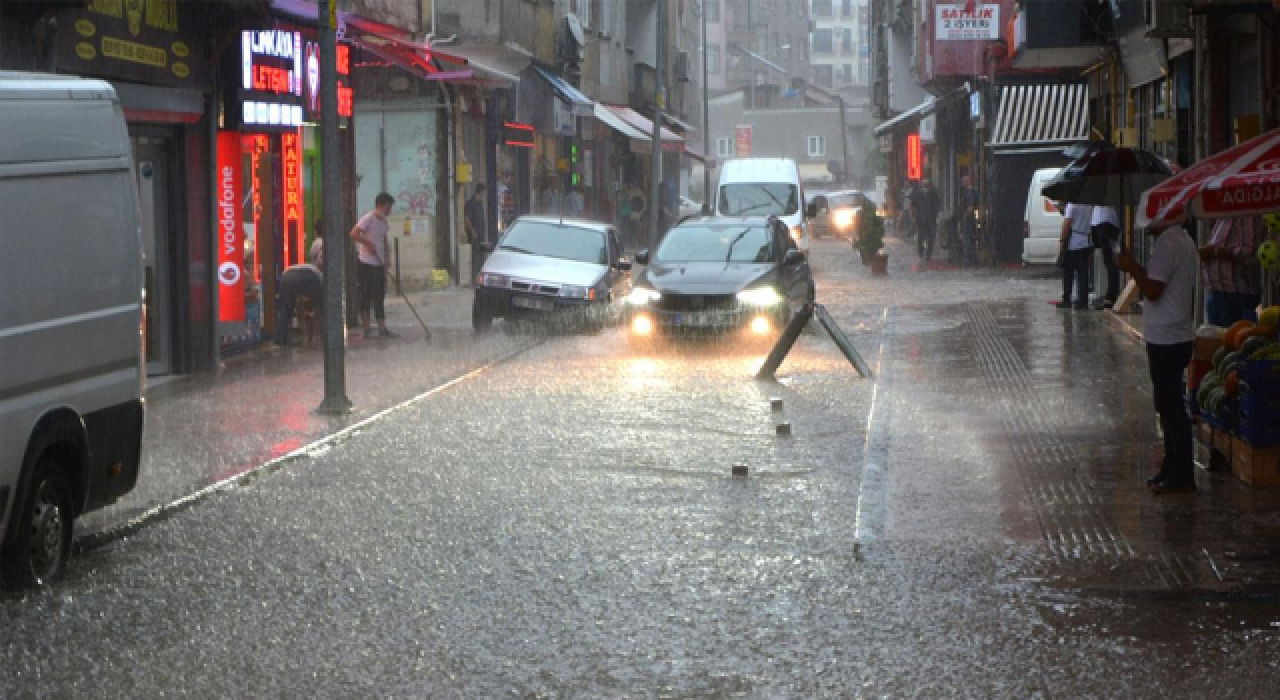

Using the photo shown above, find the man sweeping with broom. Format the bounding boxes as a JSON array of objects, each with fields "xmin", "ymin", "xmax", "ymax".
[{"xmin": 350, "ymin": 192, "xmax": 399, "ymax": 340}]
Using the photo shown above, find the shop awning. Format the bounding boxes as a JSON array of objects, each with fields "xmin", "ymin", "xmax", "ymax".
[
  {"xmin": 661, "ymin": 112, "xmax": 698, "ymax": 135},
  {"xmin": 991, "ymin": 83, "xmax": 1090, "ymax": 155},
  {"xmin": 533, "ymin": 65, "xmax": 594, "ymax": 116},
  {"xmin": 342, "ymin": 20, "xmax": 475, "ymax": 83},
  {"xmin": 872, "ymin": 97, "xmax": 936, "ymax": 136},
  {"xmin": 431, "ymin": 43, "xmax": 532, "ymax": 86},
  {"xmin": 683, "ymin": 145, "xmax": 707, "ymax": 163},
  {"xmin": 607, "ymin": 106, "xmax": 684, "ymax": 152},
  {"xmin": 593, "ymin": 103, "xmax": 653, "ymax": 151}
]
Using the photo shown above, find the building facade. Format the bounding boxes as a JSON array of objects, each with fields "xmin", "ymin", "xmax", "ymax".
[{"xmin": 809, "ymin": 0, "xmax": 872, "ymax": 105}]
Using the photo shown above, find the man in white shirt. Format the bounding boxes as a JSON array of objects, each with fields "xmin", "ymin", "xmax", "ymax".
[
  {"xmin": 1118, "ymin": 222, "xmax": 1198, "ymax": 493},
  {"xmin": 1091, "ymin": 206, "xmax": 1122, "ymax": 309},
  {"xmin": 349, "ymin": 192, "xmax": 396, "ymax": 339},
  {"xmin": 1057, "ymin": 203, "xmax": 1093, "ymax": 309}
]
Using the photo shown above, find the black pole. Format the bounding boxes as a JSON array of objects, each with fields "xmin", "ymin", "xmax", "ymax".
[
  {"xmin": 318, "ymin": 0, "xmax": 351, "ymax": 415},
  {"xmin": 648, "ymin": 0, "xmax": 667, "ymax": 252},
  {"xmin": 701, "ymin": 0, "xmax": 712, "ymax": 215}
]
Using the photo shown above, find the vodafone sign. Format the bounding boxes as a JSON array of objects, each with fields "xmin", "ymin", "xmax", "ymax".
[{"xmin": 216, "ymin": 132, "xmax": 246, "ymax": 322}]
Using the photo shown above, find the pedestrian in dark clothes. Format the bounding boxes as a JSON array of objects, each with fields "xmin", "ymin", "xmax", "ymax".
[{"xmin": 911, "ymin": 179, "xmax": 940, "ymax": 260}]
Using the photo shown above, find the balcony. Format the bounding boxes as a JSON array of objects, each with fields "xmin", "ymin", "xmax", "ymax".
[{"xmin": 1012, "ymin": 0, "xmax": 1112, "ymax": 69}]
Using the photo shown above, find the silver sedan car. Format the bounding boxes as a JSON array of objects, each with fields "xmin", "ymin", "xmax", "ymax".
[{"xmin": 472, "ymin": 217, "xmax": 632, "ymax": 331}]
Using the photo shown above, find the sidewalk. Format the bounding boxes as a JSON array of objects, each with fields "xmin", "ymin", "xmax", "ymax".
[
  {"xmin": 78, "ymin": 285, "xmax": 538, "ymax": 535},
  {"xmin": 839, "ymin": 233, "xmax": 1280, "ymax": 597}
]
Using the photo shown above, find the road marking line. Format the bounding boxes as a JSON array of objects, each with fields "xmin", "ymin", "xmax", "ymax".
[{"xmin": 853, "ymin": 306, "xmax": 890, "ymax": 546}]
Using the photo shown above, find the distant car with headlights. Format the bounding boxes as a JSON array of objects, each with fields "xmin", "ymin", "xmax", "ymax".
[
  {"xmin": 626, "ymin": 216, "xmax": 815, "ymax": 339},
  {"xmin": 810, "ymin": 189, "xmax": 873, "ymax": 239},
  {"xmin": 472, "ymin": 217, "xmax": 632, "ymax": 331}
]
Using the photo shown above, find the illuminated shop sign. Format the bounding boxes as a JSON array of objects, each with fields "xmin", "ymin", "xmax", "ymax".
[
  {"xmin": 282, "ymin": 131, "xmax": 306, "ymax": 267},
  {"xmin": 238, "ymin": 28, "xmax": 351, "ymax": 131},
  {"xmin": 504, "ymin": 122, "xmax": 535, "ymax": 148},
  {"xmin": 907, "ymin": 132, "xmax": 923, "ymax": 181},
  {"xmin": 216, "ymin": 132, "xmax": 245, "ymax": 322}
]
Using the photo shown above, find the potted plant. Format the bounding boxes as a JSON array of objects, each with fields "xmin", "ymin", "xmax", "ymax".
[{"xmin": 854, "ymin": 209, "xmax": 887, "ymax": 274}]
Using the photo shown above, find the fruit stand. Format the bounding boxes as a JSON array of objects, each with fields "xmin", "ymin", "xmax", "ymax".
[{"xmin": 1191, "ymin": 310, "xmax": 1280, "ymax": 487}]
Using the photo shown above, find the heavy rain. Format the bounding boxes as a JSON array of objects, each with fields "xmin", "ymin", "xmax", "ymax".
[{"xmin": 5, "ymin": 1, "xmax": 1280, "ymax": 698}]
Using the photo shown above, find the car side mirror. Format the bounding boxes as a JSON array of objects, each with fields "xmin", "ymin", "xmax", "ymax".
[
  {"xmin": 635, "ymin": 250, "xmax": 649, "ymax": 265},
  {"xmin": 479, "ymin": 242, "xmax": 496, "ymax": 253},
  {"xmin": 805, "ymin": 202, "xmax": 820, "ymax": 219},
  {"xmin": 613, "ymin": 259, "xmax": 633, "ymax": 271},
  {"xmin": 784, "ymin": 249, "xmax": 806, "ymax": 266}
]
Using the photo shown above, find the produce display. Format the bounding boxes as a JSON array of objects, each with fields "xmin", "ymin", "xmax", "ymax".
[{"xmin": 1195, "ymin": 312, "xmax": 1280, "ymax": 426}]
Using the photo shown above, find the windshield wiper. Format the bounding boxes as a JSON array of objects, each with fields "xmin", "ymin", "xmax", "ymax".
[
  {"xmin": 499, "ymin": 245, "xmax": 538, "ymax": 255},
  {"xmin": 723, "ymin": 228, "xmax": 751, "ymax": 268},
  {"xmin": 735, "ymin": 202, "xmax": 774, "ymax": 214}
]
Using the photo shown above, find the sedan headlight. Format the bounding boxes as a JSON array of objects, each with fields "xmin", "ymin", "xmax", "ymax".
[
  {"xmin": 834, "ymin": 209, "xmax": 856, "ymax": 229},
  {"xmin": 559, "ymin": 284, "xmax": 594, "ymax": 300},
  {"xmin": 737, "ymin": 286, "xmax": 783, "ymax": 306},
  {"xmin": 790, "ymin": 226, "xmax": 803, "ymax": 241},
  {"xmin": 477, "ymin": 272, "xmax": 510, "ymax": 288},
  {"xmin": 627, "ymin": 287, "xmax": 662, "ymax": 305}
]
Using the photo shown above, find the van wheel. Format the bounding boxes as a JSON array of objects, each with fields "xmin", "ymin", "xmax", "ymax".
[{"xmin": 2, "ymin": 459, "xmax": 74, "ymax": 589}]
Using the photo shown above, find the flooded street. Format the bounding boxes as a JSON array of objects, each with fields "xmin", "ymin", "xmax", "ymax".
[{"xmin": 4, "ymin": 237, "xmax": 1280, "ymax": 697}]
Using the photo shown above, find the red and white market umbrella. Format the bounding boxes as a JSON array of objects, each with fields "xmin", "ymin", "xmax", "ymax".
[{"xmin": 1138, "ymin": 127, "xmax": 1280, "ymax": 228}]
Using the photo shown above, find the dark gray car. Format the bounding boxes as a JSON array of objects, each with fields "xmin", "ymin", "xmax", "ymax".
[{"xmin": 625, "ymin": 217, "xmax": 815, "ymax": 339}]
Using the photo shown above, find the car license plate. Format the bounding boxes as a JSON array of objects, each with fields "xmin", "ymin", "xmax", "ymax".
[{"xmin": 513, "ymin": 296, "xmax": 554, "ymax": 311}]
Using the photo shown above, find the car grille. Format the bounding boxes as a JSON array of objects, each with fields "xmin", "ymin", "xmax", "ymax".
[
  {"xmin": 509, "ymin": 279, "xmax": 561, "ymax": 296},
  {"xmin": 658, "ymin": 293, "xmax": 738, "ymax": 312}
]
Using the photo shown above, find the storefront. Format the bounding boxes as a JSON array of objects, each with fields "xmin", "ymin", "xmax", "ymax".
[
  {"xmin": 52, "ymin": 0, "xmax": 215, "ymax": 375},
  {"xmin": 217, "ymin": 25, "xmax": 353, "ymax": 356}
]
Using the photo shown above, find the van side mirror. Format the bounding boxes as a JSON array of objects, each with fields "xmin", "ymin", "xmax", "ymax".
[
  {"xmin": 805, "ymin": 202, "xmax": 820, "ymax": 219},
  {"xmin": 613, "ymin": 259, "xmax": 633, "ymax": 271},
  {"xmin": 783, "ymin": 249, "xmax": 805, "ymax": 266},
  {"xmin": 635, "ymin": 250, "xmax": 650, "ymax": 265},
  {"xmin": 479, "ymin": 242, "xmax": 496, "ymax": 253}
]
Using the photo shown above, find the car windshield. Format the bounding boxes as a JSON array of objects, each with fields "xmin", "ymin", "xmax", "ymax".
[
  {"xmin": 826, "ymin": 193, "xmax": 864, "ymax": 209},
  {"xmin": 654, "ymin": 225, "xmax": 775, "ymax": 264},
  {"xmin": 498, "ymin": 220, "xmax": 607, "ymax": 265},
  {"xmin": 718, "ymin": 183, "xmax": 799, "ymax": 216}
]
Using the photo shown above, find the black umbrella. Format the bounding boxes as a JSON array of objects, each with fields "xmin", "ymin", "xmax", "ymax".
[{"xmin": 1041, "ymin": 146, "xmax": 1174, "ymax": 207}]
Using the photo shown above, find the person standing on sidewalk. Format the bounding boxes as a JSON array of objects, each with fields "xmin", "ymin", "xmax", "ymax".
[
  {"xmin": 350, "ymin": 192, "xmax": 397, "ymax": 340},
  {"xmin": 956, "ymin": 175, "xmax": 979, "ymax": 266},
  {"xmin": 465, "ymin": 184, "xmax": 488, "ymax": 282},
  {"xmin": 912, "ymin": 179, "xmax": 940, "ymax": 261},
  {"xmin": 1057, "ymin": 203, "xmax": 1093, "ymax": 310},
  {"xmin": 1117, "ymin": 222, "xmax": 1198, "ymax": 493},
  {"xmin": 1200, "ymin": 215, "xmax": 1262, "ymax": 327},
  {"xmin": 1090, "ymin": 205, "xmax": 1122, "ymax": 310}
]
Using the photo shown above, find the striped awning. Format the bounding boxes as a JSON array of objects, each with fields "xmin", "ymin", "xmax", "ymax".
[{"xmin": 990, "ymin": 84, "xmax": 1090, "ymax": 154}]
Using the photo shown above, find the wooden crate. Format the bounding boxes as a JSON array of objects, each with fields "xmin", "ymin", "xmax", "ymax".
[
  {"xmin": 1214, "ymin": 426, "xmax": 1233, "ymax": 460},
  {"xmin": 1230, "ymin": 437, "xmax": 1280, "ymax": 488}
]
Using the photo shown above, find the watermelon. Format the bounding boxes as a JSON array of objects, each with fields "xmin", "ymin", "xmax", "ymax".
[
  {"xmin": 1213, "ymin": 346, "xmax": 1229, "ymax": 373},
  {"xmin": 1239, "ymin": 335, "xmax": 1274, "ymax": 359}
]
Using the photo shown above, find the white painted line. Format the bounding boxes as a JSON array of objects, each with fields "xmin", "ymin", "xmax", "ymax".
[{"xmin": 853, "ymin": 306, "xmax": 889, "ymax": 544}]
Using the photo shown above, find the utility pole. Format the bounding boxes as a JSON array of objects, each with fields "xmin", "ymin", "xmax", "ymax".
[
  {"xmin": 747, "ymin": 0, "xmax": 755, "ymax": 113},
  {"xmin": 702, "ymin": 0, "xmax": 712, "ymax": 214},
  {"xmin": 838, "ymin": 95, "xmax": 851, "ymax": 186},
  {"xmin": 648, "ymin": 0, "xmax": 667, "ymax": 253},
  {"xmin": 318, "ymin": 0, "xmax": 351, "ymax": 415}
]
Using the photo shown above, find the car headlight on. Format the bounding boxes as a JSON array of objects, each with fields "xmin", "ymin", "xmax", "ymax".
[
  {"xmin": 790, "ymin": 226, "xmax": 803, "ymax": 241},
  {"xmin": 477, "ymin": 272, "xmax": 509, "ymax": 288},
  {"xmin": 834, "ymin": 209, "xmax": 856, "ymax": 229},
  {"xmin": 737, "ymin": 286, "xmax": 783, "ymax": 306},
  {"xmin": 559, "ymin": 284, "xmax": 591, "ymax": 300},
  {"xmin": 627, "ymin": 287, "xmax": 662, "ymax": 305}
]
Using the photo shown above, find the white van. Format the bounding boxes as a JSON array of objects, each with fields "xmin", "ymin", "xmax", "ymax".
[
  {"xmin": 714, "ymin": 158, "xmax": 812, "ymax": 251},
  {"xmin": 0, "ymin": 73, "xmax": 145, "ymax": 588},
  {"xmin": 1022, "ymin": 167, "xmax": 1066, "ymax": 265}
]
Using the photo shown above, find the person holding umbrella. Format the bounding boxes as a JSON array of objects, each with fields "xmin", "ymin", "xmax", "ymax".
[
  {"xmin": 1057, "ymin": 203, "xmax": 1093, "ymax": 310},
  {"xmin": 1117, "ymin": 221, "xmax": 1199, "ymax": 493}
]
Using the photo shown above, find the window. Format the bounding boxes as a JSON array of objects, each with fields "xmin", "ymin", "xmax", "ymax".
[
  {"xmin": 812, "ymin": 29, "xmax": 833, "ymax": 54},
  {"xmin": 716, "ymin": 137, "xmax": 733, "ymax": 158},
  {"xmin": 842, "ymin": 0, "xmax": 853, "ymax": 17},
  {"xmin": 814, "ymin": 64, "xmax": 834, "ymax": 87},
  {"xmin": 706, "ymin": 45, "xmax": 721, "ymax": 74},
  {"xmin": 570, "ymin": 0, "xmax": 591, "ymax": 27},
  {"xmin": 841, "ymin": 64, "xmax": 853, "ymax": 84},
  {"xmin": 842, "ymin": 28, "xmax": 854, "ymax": 53},
  {"xmin": 858, "ymin": 60, "xmax": 869, "ymax": 84},
  {"xmin": 807, "ymin": 135, "xmax": 826, "ymax": 157},
  {"xmin": 705, "ymin": 0, "xmax": 720, "ymax": 22},
  {"xmin": 812, "ymin": 0, "xmax": 833, "ymax": 18}
]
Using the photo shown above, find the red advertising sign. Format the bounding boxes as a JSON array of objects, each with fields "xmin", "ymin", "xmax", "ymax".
[
  {"xmin": 282, "ymin": 130, "xmax": 305, "ymax": 266},
  {"xmin": 907, "ymin": 132, "xmax": 923, "ymax": 181},
  {"xmin": 216, "ymin": 132, "xmax": 245, "ymax": 322},
  {"xmin": 735, "ymin": 125, "xmax": 753, "ymax": 157}
]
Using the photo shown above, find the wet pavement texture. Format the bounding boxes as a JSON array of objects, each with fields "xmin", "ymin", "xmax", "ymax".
[{"xmin": 5, "ymin": 236, "xmax": 1280, "ymax": 697}]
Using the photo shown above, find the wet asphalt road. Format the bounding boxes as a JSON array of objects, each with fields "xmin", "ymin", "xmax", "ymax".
[{"xmin": 4, "ymin": 238, "xmax": 1280, "ymax": 698}]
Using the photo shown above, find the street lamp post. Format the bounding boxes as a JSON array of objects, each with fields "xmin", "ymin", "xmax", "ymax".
[
  {"xmin": 318, "ymin": 0, "xmax": 351, "ymax": 415},
  {"xmin": 702, "ymin": 0, "xmax": 712, "ymax": 215}
]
